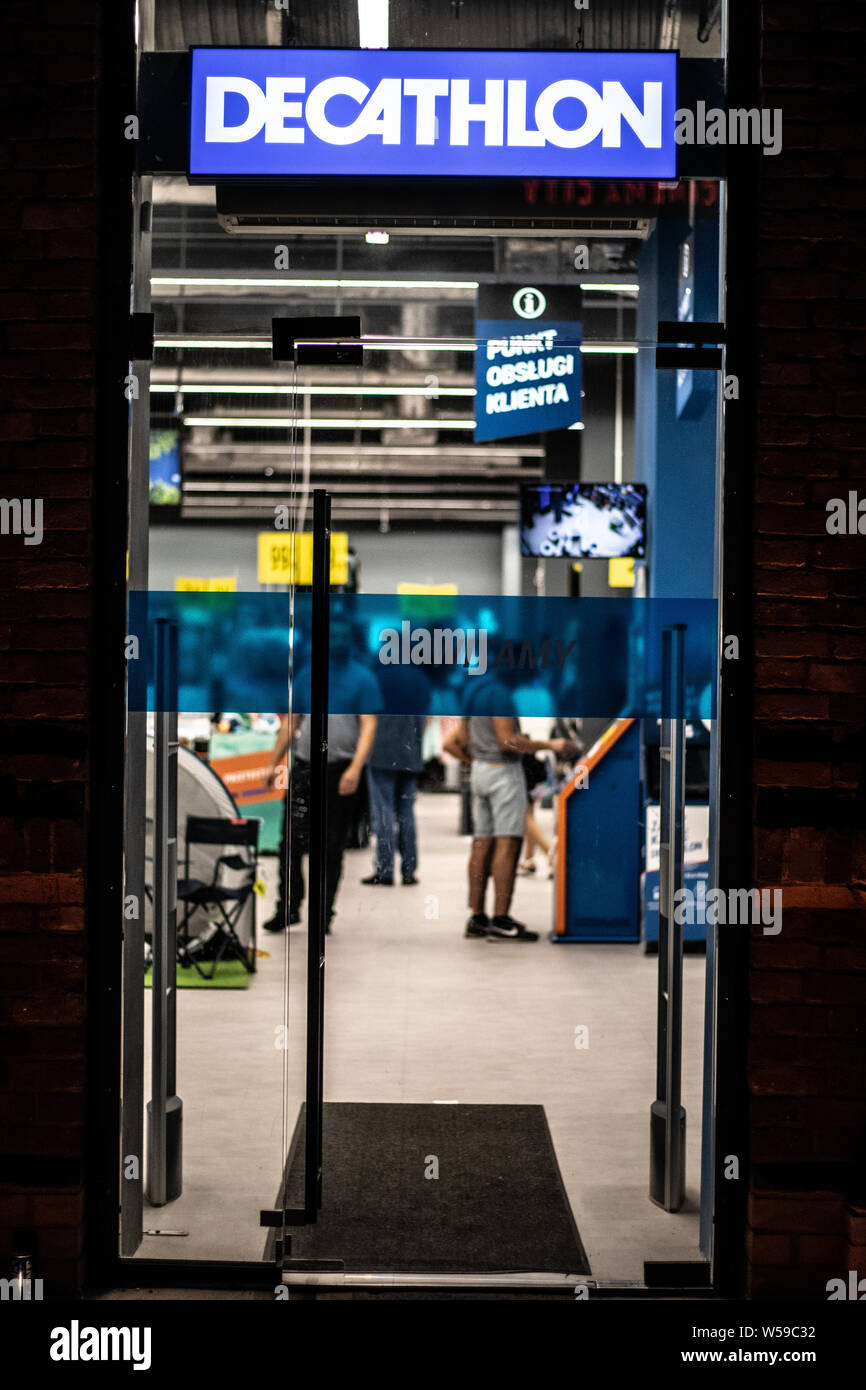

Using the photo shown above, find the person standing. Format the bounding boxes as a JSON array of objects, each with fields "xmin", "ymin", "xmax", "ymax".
[
  {"xmin": 262, "ymin": 614, "xmax": 381, "ymax": 932},
  {"xmin": 362, "ymin": 714, "xmax": 426, "ymax": 886},
  {"xmin": 443, "ymin": 688, "xmax": 577, "ymax": 941}
]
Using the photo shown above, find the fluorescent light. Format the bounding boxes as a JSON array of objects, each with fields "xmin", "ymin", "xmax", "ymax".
[
  {"xmin": 581, "ymin": 344, "xmax": 639, "ymax": 354},
  {"xmin": 154, "ymin": 337, "xmax": 638, "ymax": 355},
  {"xmin": 155, "ymin": 338, "xmax": 271, "ymax": 350},
  {"xmin": 579, "ymin": 282, "xmax": 639, "ymax": 293},
  {"xmin": 153, "ymin": 277, "xmax": 634, "ymax": 295},
  {"xmin": 358, "ymin": 0, "xmax": 389, "ymax": 48},
  {"xmin": 152, "ymin": 276, "xmax": 476, "ymax": 290},
  {"xmin": 183, "ymin": 417, "xmax": 475, "ymax": 431},
  {"xmin": 567, "ymin": 422, "xmax": 586, "ymax": 431},
  {"xmin": 365, "ymin": 229, "xmax": 390, "ymax": 244},
  {"xmin": 152, "ymin": 384, "xmax": 476, "ymax": 397},
  {"xmin": 362, "ymin": 339, "xmax": 476, "ymax": 351}
]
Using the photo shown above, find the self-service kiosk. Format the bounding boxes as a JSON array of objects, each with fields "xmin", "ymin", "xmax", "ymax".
[{"xmin": 553, "ymin": 716, "xmax": 710, "ymax": 948}]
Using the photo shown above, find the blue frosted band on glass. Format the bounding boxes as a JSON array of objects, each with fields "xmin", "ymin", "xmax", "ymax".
[{"xmin": 128, "ymin": 592, "xmax": 717, "ymax": 720}]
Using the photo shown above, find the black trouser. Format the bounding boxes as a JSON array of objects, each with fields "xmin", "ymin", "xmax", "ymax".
[{"xmin": 276, "ymin": 758, "xmax": 357, "ymax": 923}]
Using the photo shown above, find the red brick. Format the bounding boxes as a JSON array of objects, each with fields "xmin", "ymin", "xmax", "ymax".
[
  {"xmin": 808, "ymin": 663, "xmax": 866, "ymax": 693},
  {"xmin": 756, "ymin": 759, "xmax": 832, "ymax": 787},
  {"xmin": 748, "ymin": 1193, "xmax": 845, "ymax": 1234},
  {"xmin": 0, "ymin": 875, "xmax": 84, "ymax": 905},
  {"xmin": 746, "ymin": 1231, "xmax": 793, "ymax": 1265},
  {"xmin": 798, "ymin": 1234, "xmax": 846, "ymax": 1264}
]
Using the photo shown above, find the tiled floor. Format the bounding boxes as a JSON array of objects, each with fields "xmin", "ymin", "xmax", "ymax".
[{"xmin": 134, "ymin": 792, "xmax": 707, "ymax": 1282}]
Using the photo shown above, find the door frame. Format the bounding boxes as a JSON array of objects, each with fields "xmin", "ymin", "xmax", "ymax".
[{"xmin": 85, "ymin": 2, "xmax": 759, "ymax": 1298}]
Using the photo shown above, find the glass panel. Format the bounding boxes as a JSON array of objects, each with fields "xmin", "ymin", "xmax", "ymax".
[
  {"xmin": 270, "ymin": 220, "xmax": 721, "ymax": 1279},
  {"xmin": 122, "ymin": 184, "xmax": 723, "ymax": 1276},
  {"xmin": 120, "ymin": 179, "xmax": 304, "ymax": 1265}
]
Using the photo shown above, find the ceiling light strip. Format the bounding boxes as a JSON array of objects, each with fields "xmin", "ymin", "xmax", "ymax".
[
  {"xmin": 151, "ymin": 277, "xmax": 637, "ymax": 294},
  {"xmin": 182, "ymin": 416, "xmax": 478, "ymax": 430},
  {"xmin": 151, "ymin": 384, "xmax": 477, "ymax": 397},
  {"xmin": 153, "ymin": 337, "xmax": 638, "ymax": 355}
]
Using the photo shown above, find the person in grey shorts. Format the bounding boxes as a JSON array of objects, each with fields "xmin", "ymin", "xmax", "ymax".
[{"xmin": 443, "ymin": 694, "xmax": 577, "ymax": 941}]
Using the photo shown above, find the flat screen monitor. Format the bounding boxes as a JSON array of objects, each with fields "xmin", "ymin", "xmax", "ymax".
[
  {"xmin": 519, "ymin": 483, "xmax": 647, "ymax": 559},
  {"xmin": 149, "ymin": 429, "xmax": 182, "ymax": 507}
]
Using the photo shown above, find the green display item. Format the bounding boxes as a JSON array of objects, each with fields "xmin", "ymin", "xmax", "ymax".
[
  {"xmin": 208, "ymin": 728, "xmax": 283, "ymax": 852},
  {"xmin": 145, "ymin": 960, "xmax": 252, "ymax": 990},
  {"xmin": 252, "ymin": 798, "xmax": 283, "ymax": 854},
  {"xmin": 208, "ymin": 730, "xmax": 276, "ymax": 759}
]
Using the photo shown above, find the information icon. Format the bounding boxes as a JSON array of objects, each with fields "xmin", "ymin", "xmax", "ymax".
[{"xmin": 512, "ymin": 287, "xmax": 547, "ymax": 320}]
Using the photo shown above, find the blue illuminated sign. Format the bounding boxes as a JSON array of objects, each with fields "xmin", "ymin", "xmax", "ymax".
[
  {"xmin": 189, "ymin": 49, "xmax": 678, "ymax": 180},
  {"xmin": 475, "ymin": 283, "xmax": 582, "ymax": 442}
]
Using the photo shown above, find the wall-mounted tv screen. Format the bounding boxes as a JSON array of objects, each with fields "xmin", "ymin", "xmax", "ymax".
[
  {"xmin": 149, "ymin": 429, "xmax": 182, "ymax": 507},
  {"xmin": 520, "ymin": 483, "xmax": 647, "ymax": 559}
]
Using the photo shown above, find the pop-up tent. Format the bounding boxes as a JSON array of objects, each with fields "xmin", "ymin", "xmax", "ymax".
[{"xmin": 144, "ymin": 737, "xmax": 258, "ymax": 951}]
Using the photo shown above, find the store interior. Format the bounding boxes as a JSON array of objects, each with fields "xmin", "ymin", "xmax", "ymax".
[{"xmin": 124, "ymin": 0, "xmax": 726, "ymax": 1287}]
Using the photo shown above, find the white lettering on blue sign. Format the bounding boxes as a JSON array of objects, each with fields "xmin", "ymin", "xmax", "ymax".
[
  {"xmin": 189, "ymin": 50, "xmax": 677, "ymax": 179},
  {"xmin": 475, "ymin": 322, "xmax": 582, "ymax": 443}
]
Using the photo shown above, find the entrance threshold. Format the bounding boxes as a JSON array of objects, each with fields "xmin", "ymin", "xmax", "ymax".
[{"xmin": 280, "ymin": 1271, "xmax": 637, "ymax": 1290}]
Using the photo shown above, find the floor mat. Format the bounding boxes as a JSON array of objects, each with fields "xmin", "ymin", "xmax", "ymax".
[{"xmin": 267, "ymin": 1102, "xmax": 589, "ymax": 1275}]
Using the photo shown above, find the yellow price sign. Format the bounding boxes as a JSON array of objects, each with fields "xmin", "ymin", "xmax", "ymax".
[
  {"xmin": 175, "ymin": 576, "xmax": 237, "ymax": 592},
  {"xmin": 257, "ymin": 532, "xmax": 348, "ymax": 586},
  {"xmin": 608, "ymin": 558, "xmax": 636, "ymax": 588},
  {"xmin": 397, "ymin": 583, "xmax": 458, "ymax": 596}
]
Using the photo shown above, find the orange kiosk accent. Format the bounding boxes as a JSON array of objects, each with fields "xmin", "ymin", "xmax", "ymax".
[{"xmin": 554, "ymin": 717, "xmax": 636, "ymax": 937}]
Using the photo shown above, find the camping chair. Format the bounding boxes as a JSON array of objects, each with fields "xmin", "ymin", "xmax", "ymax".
[{"xmin": 176, "ymin": 815, "xmax": 260, "ymax": 980}]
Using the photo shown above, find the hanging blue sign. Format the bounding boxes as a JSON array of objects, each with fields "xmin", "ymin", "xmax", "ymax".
[
  {"xmin": 188, "ymin": 49, "xmax": 678, "ymax": 180},
  {"xmin": 475, "ymin": 283, "xmax": 582, "ymax": 443}
]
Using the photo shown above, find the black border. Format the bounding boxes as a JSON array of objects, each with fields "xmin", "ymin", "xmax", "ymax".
[{"xmin": 85, "ymin": 22, "xmax": 756, "ymax": 1300}]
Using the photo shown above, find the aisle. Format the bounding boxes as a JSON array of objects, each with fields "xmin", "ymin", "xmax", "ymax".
[{"xmin": 138, "ymin": 791, "xmax": 706, "ymax": 1280}]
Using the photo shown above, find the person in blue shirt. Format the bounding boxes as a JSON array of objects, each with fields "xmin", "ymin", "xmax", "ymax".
[
  {"xmin": 362, "ymin": 715, "xmax": 426, "ymax": 886},
  {"xmin": 361, "ymin": 662, "xmax": 431, "ymax": 886}
]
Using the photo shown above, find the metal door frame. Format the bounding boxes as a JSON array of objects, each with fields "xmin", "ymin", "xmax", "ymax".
[{"xmin": 85, "ymin": 0, "xmax": 758, "ymax": 1299}]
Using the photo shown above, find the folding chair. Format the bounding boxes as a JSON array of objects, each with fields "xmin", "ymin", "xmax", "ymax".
[{"xmin": 176, "ymin": 815, "xmax": 260, "ymax": 980}]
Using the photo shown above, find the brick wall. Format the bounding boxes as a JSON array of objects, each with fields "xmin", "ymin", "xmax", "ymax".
[
  {"xmin": 0, "ymin": 0, "xmax": 102, "ymax": 1293},
  {"xmin": 748, "ymin": 0, "xmax": 866, "ymax": 1298}
]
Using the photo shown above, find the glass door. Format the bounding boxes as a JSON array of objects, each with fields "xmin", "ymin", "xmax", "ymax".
[
  {"xmin": 121, "ymin": 205, "xmax": 724, "ymax": 1289},
  {"xmin": 271, "ymin": 266, "xmax": 721, "ymax": 1288},
  {"xmin": 120, "ymin": 242, "xmax": 306, "ymax": 1269}
]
